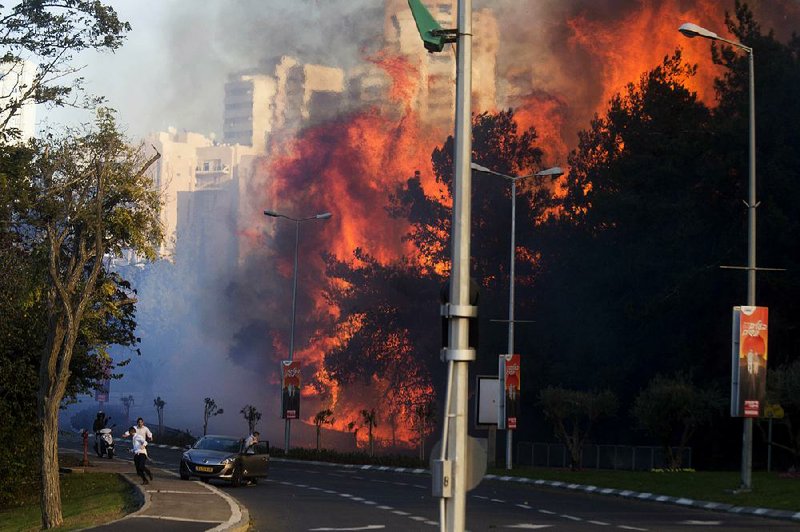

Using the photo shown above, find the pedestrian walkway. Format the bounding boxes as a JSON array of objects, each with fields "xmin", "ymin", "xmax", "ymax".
[{"xmin": 63, "ymin": 454, "xmax": 248, "ymax": 531}]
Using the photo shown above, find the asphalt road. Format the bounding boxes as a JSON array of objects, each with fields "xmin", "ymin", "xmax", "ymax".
[{"xmin": 63, "ymin": 438, "xmax": 797, "ymax": 531}]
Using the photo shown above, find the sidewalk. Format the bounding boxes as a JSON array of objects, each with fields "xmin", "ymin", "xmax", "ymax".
[{"xmin": 64, "ymin": 454, "xmax": 249, "ymax": 531}]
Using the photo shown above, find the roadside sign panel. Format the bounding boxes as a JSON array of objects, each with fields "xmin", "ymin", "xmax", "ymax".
[{"xmin": 476, "ymin": 376, "xmax": 499, "ymax": 427}]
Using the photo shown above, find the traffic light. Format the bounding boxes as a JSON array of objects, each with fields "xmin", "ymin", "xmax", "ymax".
[
  {"xmin": 440, "ymin": 279, "xmax": 479, "ymax": 354},
  {"xmin": 408, "ymin": 0, "xmax": 450, "ymax": 53}
]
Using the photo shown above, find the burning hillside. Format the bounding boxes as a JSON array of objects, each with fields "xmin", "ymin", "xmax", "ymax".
[{"xmin": 236, "ymin": 0, "xmax": 796, "ymax": 449}]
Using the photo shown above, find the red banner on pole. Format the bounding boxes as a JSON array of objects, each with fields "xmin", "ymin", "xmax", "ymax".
[
  {"xmin": 731, "ymin": 306, "xmax": 768, "ymax": 417},
  {"xmin": 502, "ymin": 354, "xmax": 520, "ymax": 430},
  {"xmin": 281, "ymin": 360, "xmax": 301, "ymax": 419}
]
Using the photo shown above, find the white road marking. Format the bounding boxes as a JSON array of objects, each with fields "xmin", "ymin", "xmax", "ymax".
[
  {"xmin": 129, "ymin": 515, "xmax": 220, "ymax": 524},
  {"xmin": 392, "ymin": 510, "xmax": 410, "ymax": 516},
  {"xmin": 491, "ymin": 498, "xmax": 507, "ymax": 503},
  {"xmin": 504, "ymin": 525, "xmax": 553, "ymax": 529},
  {"xmin": 309, "ymin": 526, "xmax": 386, "ymax": 531},
  {"xmin": 376, "ymin": 506, "xmax": 393, "ymax": 510},
  {"xmin": 538, "ymin": 509, "xmax": 556, "ymax": 515},
  {"xmin": 561, "ymin": 515, "xmax": 582, "ymax": 521},
  {"xmin": 678, "ymin": 521, "xmax": 722, "ymax": 526},
  {"xmin": 410, "ymin": 516, "xmax": 427, "ymax": 521},
  {"xmin": 588, "ymin": 520, "xmax": 610, "ymax": 525},
  {"xmin": 516, "ymin": 504, "xmax": 532, "ymax": 509},
  {"xmin": 618, "ymin": 526, "xmax": 648, "ymax": 531}
]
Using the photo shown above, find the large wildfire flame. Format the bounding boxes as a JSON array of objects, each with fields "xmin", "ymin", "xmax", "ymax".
[{"xmin": 244, "ymin": 0, "xmax": 790, "ymax": 449}]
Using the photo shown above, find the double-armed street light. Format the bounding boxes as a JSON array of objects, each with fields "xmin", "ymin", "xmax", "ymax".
[
  {"xmin": 679, "ymin": 21, "xmax": 757, "ymax": 490},
  {"xmin": 264, "ymin": 209, "xmax": 332, "ymax": 453},
  {"xmin": 470, "ymin": 162, "xmax": 564, "ymax": 471}
]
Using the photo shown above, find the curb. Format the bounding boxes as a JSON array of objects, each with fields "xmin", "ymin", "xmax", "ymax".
[
  {"xmin": 61, "ymin": 448, "xmax": 249, "ymax": 531},
  {"xmin": 481, "ymin": 474, "xmax": 800, "ymax": 522}
]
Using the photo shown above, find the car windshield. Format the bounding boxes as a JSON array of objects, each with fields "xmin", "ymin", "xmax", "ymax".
[{"xmin": 193, "ymin": 437, "xmax": 240, "ymax": 453}]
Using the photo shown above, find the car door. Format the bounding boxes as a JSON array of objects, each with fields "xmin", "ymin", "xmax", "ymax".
[{"xmin": 239, "ymin": 441, "xmax": 270, "ymax": 477}]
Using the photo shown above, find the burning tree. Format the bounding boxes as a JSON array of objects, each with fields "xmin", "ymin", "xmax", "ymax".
[
  {"xmin": 203, "ymin": 397, "xmax": 224, "ymax": 436},
  {"xmin": 321, "ymin": 109, "xmax": 551, "ymax": 447}
]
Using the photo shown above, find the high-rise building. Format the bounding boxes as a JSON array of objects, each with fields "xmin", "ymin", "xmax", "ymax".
[
  {"xmin": 0, "ymin": 59, "xmax": 37, "ymax": 142},
  {"xmin": 224, "ymin": 58, "xmax": 346, "ymax": 155},
  {"xmin": 382, "ymin": 0, "xmax": 498, "ymax": 126},
  {"xmin": 223, "ymin": 72, "xmax": 276, "ymax": 153}
]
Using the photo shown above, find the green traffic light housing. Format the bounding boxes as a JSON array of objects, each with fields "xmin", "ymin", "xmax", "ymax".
[{"xmin": 408, "ymin": 0, "xmax": 457, "ymax": 53}]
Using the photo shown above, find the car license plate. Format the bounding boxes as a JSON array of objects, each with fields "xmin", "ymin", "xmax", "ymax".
[{"xmin": 196, "ymin": 466, "xmax": 213, "ymax": 473}]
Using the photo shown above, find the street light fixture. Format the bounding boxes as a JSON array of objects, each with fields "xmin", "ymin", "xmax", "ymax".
[
  {"xmin": 679, "ymin": 21, "xmax": 756, "ymax": 490},
  {"xmin": 264, "ymin": 208, "xmax": 332, "ymax": 453},
  {"xmin": 470, "ymin": 162, "xmax": 564, "ymax": 471}
]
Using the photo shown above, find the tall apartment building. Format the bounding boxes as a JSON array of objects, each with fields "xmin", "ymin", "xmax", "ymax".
[
  {"xmin": 223, "ymin": 72, "xmax": 276, "ymax": 153},
  {"xmin": 223, "ymin": 59, "xmax": 345, "ymax": 155},
  {"xmin": 382, "ymin": 0, "xmax": 499, "ymax": 125},
  {"xmin": 146, "ymin": 128, "xmax": 257, "ymax": 260},
  {"xmin": 0, "ymin": 59, "xmax": 37, "ymax": 142}
]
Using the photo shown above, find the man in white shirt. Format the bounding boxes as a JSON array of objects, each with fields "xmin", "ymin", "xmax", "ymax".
[
  {"xmin": 244, "ymin": 431, "xmax": 260, "ymax": 453},
  {"xmin": 127, "ymin": 425, "xmax": 153, "ymax": 484},
  {"xmin": 133, "ymin": 417, "xmax": 153, "ymax": 441}
]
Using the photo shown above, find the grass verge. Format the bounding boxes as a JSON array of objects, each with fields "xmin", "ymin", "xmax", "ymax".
[
  {"xmin": 490, "ymin": 467, "xmax": 800, "ymax": 511},
  {"xmin": 0, "ymin": 470, "xmax": 138, "ymax": 531}
]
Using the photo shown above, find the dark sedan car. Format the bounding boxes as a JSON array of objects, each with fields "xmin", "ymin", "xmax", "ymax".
[{"xmin": 179, "ymin": 435, "xmax": 269, "ymax": 486}]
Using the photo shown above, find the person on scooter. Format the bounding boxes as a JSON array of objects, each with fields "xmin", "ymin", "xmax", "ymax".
[{"xmin": 93, "ymin": 412, "xmax": 110, "ymax": 457}]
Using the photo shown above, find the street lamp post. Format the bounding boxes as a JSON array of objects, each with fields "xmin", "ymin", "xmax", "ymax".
[
  {"xmin": 470, "ymin": 163, "xmax": 563, "ymax": 470},
  {"xmin": 679, "ymin": 22, "xmax": 757, "ymax": 490},
  {"xmin": 264, "ymin": 209, "xmax": 332, "ymax": 454}
]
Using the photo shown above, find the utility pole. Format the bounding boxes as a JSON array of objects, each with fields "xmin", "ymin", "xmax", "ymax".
[{"xmin": 408, "ymin": 0, "xmax": 474, "ymax": 529}]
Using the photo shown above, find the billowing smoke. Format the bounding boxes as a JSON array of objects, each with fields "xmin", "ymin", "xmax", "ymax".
[{"xmin": 83, "ymin": 0, "xmax": 797, "ymax": 447}]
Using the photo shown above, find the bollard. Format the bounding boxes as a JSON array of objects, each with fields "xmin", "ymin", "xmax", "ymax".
[{"xmin": 82, "ymin": 430, "xmax": 89, "ymax": 466}]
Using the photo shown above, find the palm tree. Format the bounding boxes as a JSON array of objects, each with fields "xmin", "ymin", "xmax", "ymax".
[
  {"xmin": 414, "ymin": 400, "xmax": 436, "ymax": 460},
  {"xmin": 240, "ymin": 404, "xmax": 262, "ymax": 434},
  {"xmin": 153, "ymin": 396, "xmax": 166, "ymax": 438},
  {"xmin": 313, "ymin": 409, "xmax": 334, "ymax": 451},
  {"xmin": 360, "ymin": 409, "xmax": 378, "ymax": 457},
  {"xmin": 120, "ymin": 395, "xmax": 135, "ymax": 424},
  {"xmin": 203, "ymin": 397, "xmax": 224, "ymax": 436}
]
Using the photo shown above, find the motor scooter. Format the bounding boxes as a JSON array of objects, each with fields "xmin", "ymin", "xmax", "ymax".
[{"xmin": 94, "ymin": 425, "xmax": 115, "ymax": 459}]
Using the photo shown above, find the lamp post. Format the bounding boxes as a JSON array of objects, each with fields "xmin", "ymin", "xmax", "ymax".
[
  {"xmin": 264, "ymin": 209, "xmax": 332, "ymax": 454},
  {"xmin": 470, "ymin": 163, "xmax": 564, "ymax": 470},
  {"xmin": 679, "ymin": 21, "xmax": 756, "ymax": 490}
]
